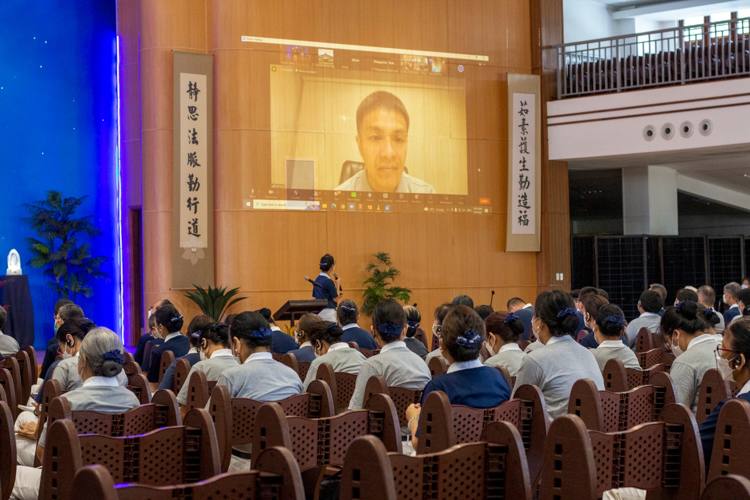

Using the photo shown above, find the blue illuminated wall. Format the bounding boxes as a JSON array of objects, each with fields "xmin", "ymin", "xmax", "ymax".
[{"xmin": 0, "ymin": 1, "xmax": 119, "ymax": 350}]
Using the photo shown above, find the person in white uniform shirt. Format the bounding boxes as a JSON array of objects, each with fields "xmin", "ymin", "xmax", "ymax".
[
  {"xmin": 423, "ymin": 303, "xmax": 455, "ymax": 366},
  {"xmin": 662, "ymin": 301, "xmax": 721, "ymax": 414},
  {"xmin": 303, "ymin": 322, "xmax": 367, "ymax": 393},
  {"xmin": 590, "ymin": 305, "xmax": 641, "ymax": 371},
  {"xmin": 0, "ymin": 306, "xmax": 20, "ymax": 357},
  {"xmin": 348, "ymin": 299, "xmax": 431, "ymax": 411},
  {"xmin": 697, "ymin": 286, "xmax": 725, "ymax": 334},
  {"xmin": 483, "ymin": 311, "xmax": 526, "ymax": 376},
  {"xmin": 513, "ymin": 290, "xmax": 605, "ymax": 421},
  {"xmin": 624, "ymin": 290, "xmax": 664, "ymax": 348},
  {"xmin": 176, "ymin": 323, "xmax": 238, "ymax": 415},
  {"xmin": 214, "ymin": 310, "xmax": 303, "ymax": 472},
  {"xmin": 11, "ymin": 327, "xmax": 139, "ymax": 500}
]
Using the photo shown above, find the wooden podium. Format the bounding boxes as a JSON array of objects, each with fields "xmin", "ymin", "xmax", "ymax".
[{"xmin": 273, "ymin": 299, "xmax": 329, "ymax": 326}]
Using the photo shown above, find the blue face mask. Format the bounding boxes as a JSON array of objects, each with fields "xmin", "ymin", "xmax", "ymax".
[{"xmin": 54, "ymin": 322, "xmax": 59, "ymax": 334}]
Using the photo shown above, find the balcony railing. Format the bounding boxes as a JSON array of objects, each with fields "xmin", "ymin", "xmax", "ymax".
[{"xmin": 553, "ymin": 17, "xmax": 750, "ymax": 98}]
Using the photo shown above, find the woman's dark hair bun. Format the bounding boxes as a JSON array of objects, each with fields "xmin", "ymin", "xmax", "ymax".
[
  {"xmin": 101, "ymin": 360, "xmax": 122, "ymax": 377},
  {"xmin": 559, "ymin": 313, "xmax": 580, "ymax": 336},
  {"xmin": 507, "ymin": 317, "xmax": 525, "ymax": 337},
  {"xmin": 676, "ymin": 300, "xmax": 698, "ymax": 320}
]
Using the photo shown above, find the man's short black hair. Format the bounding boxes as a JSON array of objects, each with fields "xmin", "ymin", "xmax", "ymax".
[
  {"xmin": 639, "ymin": 290, "xmax": 663, "ymax": 314},
  {"xmin": 356, "ymin": 91, "xmax": 410, "ymax": 135},
  {"xmin": 649, "ymin": 283, "xmax": 667, "ymax": 301},
  {"xmin": 54, "ymin": 298, "xmax": 74, "ymax": 315},
  {"xmin": 475, "ymin": 305, "xmax": 494, "ymax": 320},
  {"xmin": 451, "ymin": 295, "xmax": 474, "ymax": 308},
  {"xmin": 507, "ymin": 297, "xmax": 526, "ymax": 309},
  {"xmin": 676, "ymin": 288, "xmax": 698, "ymax": 303}
]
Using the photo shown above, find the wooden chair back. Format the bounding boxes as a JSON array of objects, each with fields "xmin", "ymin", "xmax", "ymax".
[
  {"xmin": 281, "ymin": 352, "xmax": 311, "ymax": 382},
  {"xmin": 347, "ymin": 341, "xmax": 359, "ymax": 349},
  {"xmin": 22, "ymin": 345, "xmax": 38, "ymax": 380},
  {"xmin": 416, "ymin": 385, "xmax": 547, "ymax": 486},
  {"xmin": 494, "ymin": 365, "xmax": 515, "ymax": 392},
  {"xmin": 172, "ymin": 358, "xmax": 191, "ymax": 394},
  {"xmin": 358, "ymin": 348, "xmax": 380, "ymax": 358},
  {"xmin": 540, "ymin": 404, "xmax": 704, "ymax": 499},
  {"xmin": 701, "ymin": 475, "xmax": 750, "ymax": 500},
  {"xmin": 123, "ymin": 351, "xmax": 134, "ymax": 363},
  {"xmin": 0, "ymin": 368, "xmax": 16, "ymax": 419},
  {"xmin": 158, "ymin": 350, "xmax": 175, "ymax": 383},
  {"xmin": 428, "ymin": 356, "xmax": 448, "ymax": 378},
  {"xmin": 430, "ymin": 331, "xmax": 440, "ymax": 351},
  {"xmin": 35, "ymin": 379, "xmax": 63, "ymax": 441},
  {"xmin": 413, "ymin": 327, "xmax": 428, "ymax": 350},
  {"xmin": 363, "ymin": 375, "xmax": 422, "ymax": 426},
  {"xmin": 183, "ymin": 369, "xmax": 218, "ymax": 413},
  {"xmin": 14, "ymin": 349, "xmax": 33, "ymax": 404},
  {"xmin": 697, "ymin": 368, "xmax": 734, "ymax": 425},
  {"xmin": 707, "ymin": 398, "xmax": 750, "ymax": 482},
  {"xmin": 314, "ymin": 362, "xmax": 358, "ymax": 412},
  {"xmin": 0, "ymin": 358, "xmax": 21, "ymax": 418},
  {"xmin": 122, "ymin": 360, "xmax": 140, "ymax": 376},
  {"xmin": 637, "ymin": 347, "xmax": 665, "ymax": 369},
  {"xmin": 208, "ymin": 380, "xmax": 335, "ymax": 472},
  {"xmin": 126, "ymin": 372, "xmax": 151, "ymax": 404},
  {"xmin": 0, "ymin": 401, "xmax": 16, "ymax": 500},
  {"xmin": 271, "ymin": 353, "xmax": 284, "ymax": 362},
  {"xmin": 142, "ymin": 341, "xmax": 155, "ymax": 369}
]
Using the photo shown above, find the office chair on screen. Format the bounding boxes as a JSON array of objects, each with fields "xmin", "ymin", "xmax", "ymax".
[{"xmin": 339, "ymin": 161, "xmax": 409, "ymax": 185}]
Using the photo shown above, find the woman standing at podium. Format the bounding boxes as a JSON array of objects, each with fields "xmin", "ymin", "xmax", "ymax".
[{"xmin": 313, "ymin": 254, "xmax": 341, "ymax": 309}]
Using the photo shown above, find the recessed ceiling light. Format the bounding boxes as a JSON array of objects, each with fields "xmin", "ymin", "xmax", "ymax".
[{"xmin": 744, "ymin": 174, "xmax": 750, "ymax": 179}]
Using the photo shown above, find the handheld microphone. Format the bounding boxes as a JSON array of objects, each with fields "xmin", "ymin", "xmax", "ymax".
[
  {"xmin": 334, "ymin": 273, "xmax": 343, "ymax": 292},
  {"xmin": 490, "ymin": 290, "xmax": 495, "ymax": 308},
  {"xmin": 305, "ymin": 276, "xmax": 323, "ymax": 289}
]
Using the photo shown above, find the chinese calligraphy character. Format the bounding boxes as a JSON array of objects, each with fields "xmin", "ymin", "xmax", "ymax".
[
  {"xmin": 518, "ymin": 212, "xmax": 529, "ymax": 226},
  {"xmin": 518, "ymin": 102, "xmax": 529, "ymax": 116},
  {"xmin": 517, "ymin": 193, "xmax": 530, "ymax": 209},
  {"xmin": 188, "ymin": 218, "xmax": 201, "ymax": 237},
  {"xmin": 518, "ymin": 139, "xmax": 529, "ymax": 155},
  {"xmin": 518, "ymin": 117, "xmax": 528, "ymax": 136},
  {"xmin": 187, "ymin": 81, "xmax": 201, "ymax": 102},
  {"xmin": 187, "ymin": 152, "xmax": 201, "ymax": 168},
  {"xmin": 518, "ymin": 174, "xmax": 530, "ymax": 191},
  {"xmin": 519, "ymin": 156, "xmax": 528, "ymax": 172},
  {"xmin": 187, "ymin": 105, "xmax": 199, "ymax": 121},
  {"xmin": 187, "ymin": 174, "xmax": 200, "ymax": 192},
  {"xmin": 187, "ymin": 197, "xmax": 200, "ymax": 214},
  {"xmin": 188, "ymin": 128, "xmax": 199, "ymax": 145}
]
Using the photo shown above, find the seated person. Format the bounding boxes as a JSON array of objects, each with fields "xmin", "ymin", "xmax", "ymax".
[
  {"xmin": 258, "ymin": 307, "xmax": 298, "ymax": 354},
  {"xmin": 176, "ymin": 322, "xmax": 238, "ymax": 416},
  {"xmin": 700, "ymin": 318, "xmax": 750, "ymax": 467},
  {"xmin": 590, "ymin": 305, "xmax": 641, "ymax": 371},
  {"xmin": 134, "ymin": 299, "xmax": 172, "ymax": 365},
  {"xmin": 625, "ymin": 290, "xmax": 664, "ymax": 348},
  {"xmin": 215, "ymin": 310, "xmax": 303, "ymax": 471},
  {"xmin": 0, "ymin": 306, "xmax": 20, "ymax": 357},
  {"xmin": 12, "ymin": 327, "xmax": 139, "ymax": 500},
  {"xmin": 157, "ymin": 314, "xmax": 212, "ymax": 391},
  {"xmin": 406, "ymin": 306, "xmax": 510, "ymax": 449},
  {"xmin": 338, "ymin": 300, "xmax": 377, "ymax": 350},
  {"xmin": 303, "ymin": 322, "xmax": 367, "ymax": 391},
  {"xmin": 514, "ymin": 291, "xmax": 604, "ymax": 421},
  {"xmin": 292, "ymin": 313, "xmax": 320, "ymax": 363},
  {"xmin": 39, "ymin": 299, "xmax": 75, "ymax": 378},
  {"xmin": 483, "ymin": 311, "xmax": 526, "ymax": 376},
  {"xmin": 348, "ymin": 299, "xmax": 431, "ymax": 410},
  {"xmin": 334, "ymin": 91, "xmax": 435, "ymax": 194},
  {"xmin": 403, "ymin": 305, "xmax": 428, "ymax": 357},
  {"xmin": 662, "ymin": 301, "xmax": 720, "ymax": 414},
  {"xmin": 700, "ymin": 305, "xmax": 722, "ymax": 337},
  {"xmin": 578, "ymin": 293, "xmax": 608, "ymax": 349},
  {"xmin": 424, "ymin": 303, "xmax": 455, "ymax": 365},
  {"xmin": 474, "ymin": 305, "xmax": 494, "ymax": 321},
  {"xmin": 147, "ymin": 304, "xmax": 190, "ymax": 389},
  {"xmin": 507, "ymin": 297, "xmax": 535, "ymax": 341}
]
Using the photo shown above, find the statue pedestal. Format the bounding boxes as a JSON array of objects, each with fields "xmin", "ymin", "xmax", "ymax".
[{"xmin": 0, "ymin": 275, "xmax": 34, "ymax": 348}]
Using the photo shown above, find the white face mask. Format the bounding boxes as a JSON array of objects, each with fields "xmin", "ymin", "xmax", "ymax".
[
  {"xmin": 487, "ymin": 335, "xmax": 498, "ymax": 356},
  {"xmin": 61, "ymin": 339, "xmax": 73, "ymax": 359},
  {"xmin": 671, "ymin": 341, "xmax": 683, "ymax": 357},
  {"xmin": 723, "ymin": 294, "xmax": 728, "ymax": 304},
  {"xmin": 716, "ymin": 355, "xmax": 736, "ymax": 381}
]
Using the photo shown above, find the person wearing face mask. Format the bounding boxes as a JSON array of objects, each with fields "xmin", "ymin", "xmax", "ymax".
[
  {"xmin": 697, "ymin": 303, "xmax": 722, "ymax": 337},
  {"xmin": 423, "ymin": 303, "xmax": 456, "ymax": 365},
  {"xmin": 662, "ymin": 300, "xmax": 720, "ymax": 414},
  {"xmin": 213, "ymin": 310, "xmax": 303, "ymax": 472},
  {"xmin": 302, "ymin": 322, "xmax": 366, "ymax": 392},
  {"xmin": 11, "ymin": 327, "xmax": 140, "ymax": 500},
  {"xmin": 147, "ymin": 304, "xmax": 190, "ymax": 390},
  {"xmin": 578, "ymin": 293, "xmax": 608, "ymax": 349},
  {"xmin": 157, "ymin": 314, "xmax": 213, "ymax": 392},
  {"xmin": 175, "ymin": 323, "xmax": 237, "ymax": 415},
  {"xmin": 513, "ymin": 290, "xmax": 604, "ymax": 421},
  {"xmin": 134, "ymin": 299, "xmax": 172, "ymax": 365},
  {"xmin": 39, "ymin": 301, "xmax": 82, "ymax": 379},
  {"xmin": 723, "ymin": 282, "xmax": 742, "ymax": 325},
  {"xmin": 403, "ymin": 305, "xmax": 428, "ymax": 357},
  {"xmin": 737, "ymin": 288, "xmax": 750, "ymax": 319},
  {"xmin": 293, "ymin": 313, "xmax": 321, "ymax": 362},
  {"xmin": 699, "ymin": 317, "xmax": 750, "ymax": 468},
  {"xmin": 483, "ymin": 311, "xmax": 526, "ymax": 376},
  {"xmin": 589, "ymin": 305, "xmax": 641, "ymax": 371}
]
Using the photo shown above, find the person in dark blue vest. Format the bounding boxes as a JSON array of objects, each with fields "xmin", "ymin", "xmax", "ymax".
[
  {"xmin": 313, "ymin": 254, "xmax": 341, "ymax": 309},
  {"xmin": 337, "ymin": 299, "xmax": 378, "ymax": 350},
  {"xmin": 292, "ymin": 313, "xmax": 322, "ymax": 362},
  {"xmin": 649, "ymin": 283, "xmax": 668, "ymax": 317},
  {"xmin": 134, "ymin": 299, "xmax": 172, "ymax": 365},
  {"xmin": 147, "ymin": 304, "xmax": 191, "ymax": 390},
  {"xmin": 157, "ymin": 314, "xmax": 213, "ymax": 391},
  {"xmin": 507, "ymin": 297, "xmax": 535, "ymax": 341},
  {"xmin": 257, "ymin": 308, "xmax": 299, "ymax": 354},
  {"xmin": 699, "ymin": 317, "xmax": 750, "ymax": 469},
  {"xmin": 723, "ymin": 282, "xmax": 743, "ymax": 325},
  {"xmin": 406, "ymin": 305, "xmax": 510, "ymax": 450},
  {"xmin": 40, "ymin": 299, "xmax": 79, "ymax": 378}
]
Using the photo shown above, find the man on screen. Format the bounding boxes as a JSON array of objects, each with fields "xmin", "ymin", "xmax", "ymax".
[{"xmin": 335, "ymin": 91, "xmax": 436, "ymax": 193}]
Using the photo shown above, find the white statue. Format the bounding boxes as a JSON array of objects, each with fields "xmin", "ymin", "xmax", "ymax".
[{"xmin": 7, "ymin": 249, "xmax": 21, "ymax": 275}]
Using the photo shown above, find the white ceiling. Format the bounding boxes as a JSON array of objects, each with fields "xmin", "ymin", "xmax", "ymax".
[{"xmin": 593, "ymin": 0, "xmax": 750, "ymax": 20}]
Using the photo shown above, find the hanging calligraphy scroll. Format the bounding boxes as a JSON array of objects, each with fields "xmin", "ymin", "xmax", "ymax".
[
  {"xmin": 506, "ymin": 73, "xmax": 541, "ymax": 252},
  {"xmin": 173, "ymin": 51, "xmax": 214, "ymax": 288}
]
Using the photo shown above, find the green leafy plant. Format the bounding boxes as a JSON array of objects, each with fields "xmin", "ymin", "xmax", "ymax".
[
  {"xmin": 361, "ymin": 252, "xmax": 412, "ymax": 316},
  {"xmin": 184, "ymin": 285, "xmax": 247, "ymax": 322},
  {"xmin": 22, "ymin": 191, "xmax": 110, "ymax": 300}
]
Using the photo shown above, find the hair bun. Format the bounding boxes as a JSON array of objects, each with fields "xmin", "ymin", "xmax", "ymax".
[
  {"xmin": 377, "ymin": 323, "xmax": 403, "ymax": 339},
  {"xmin": 455, "ymin": 330, "xmax": 482, "ymax": 347},
  {"xmin": 675, "ymin": 300, "xmax": 698, "ymax": 320}
]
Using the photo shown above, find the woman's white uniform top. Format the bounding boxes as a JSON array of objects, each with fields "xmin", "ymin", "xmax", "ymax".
[
  {"xmin": 424, "ymin": 347, "xmax": 448, "ymax": 365},
  {"xmin": 176, "ymin": 349, "xmax": 238, "ymax": 405},
  {"xmin": 670, "ymin": 334, "xmax": 721, "ymax": 413},
  {"xmin": 590, "ymin": 340, "xmax": 642, "ymax": 371},
  {"xmin": 216, "ymin": 352, "xmax": 302, "ymax": 401},
  {"xmin": 52, "ymin": 353, "xmax": 128, "ymax": 391},
  {"xmin": 348, "ymin": 341, "xmax": 431, "ymax": 410},
  {"xmin": 39, "ymin": 375, "xmax": 140, "ymax": 447},
  {"xmin": 484, "ymin": 343, "xmax": 526, "ymax": 376},
  {"xmin": 524, "ymin": 341, "xmax": 544, "ymax": 353},
  {"xmin": 303, "ymin": 343, "xmax": 367, "ymax": 390},
  {"xmin": 513, "ymin": 335, "xmax": 604, "ymax": 421}
]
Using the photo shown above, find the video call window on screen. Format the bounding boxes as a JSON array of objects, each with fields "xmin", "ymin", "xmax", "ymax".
[{"xmin": 242, "ymin": 38, "xmax": 493, "ymax": 215}]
